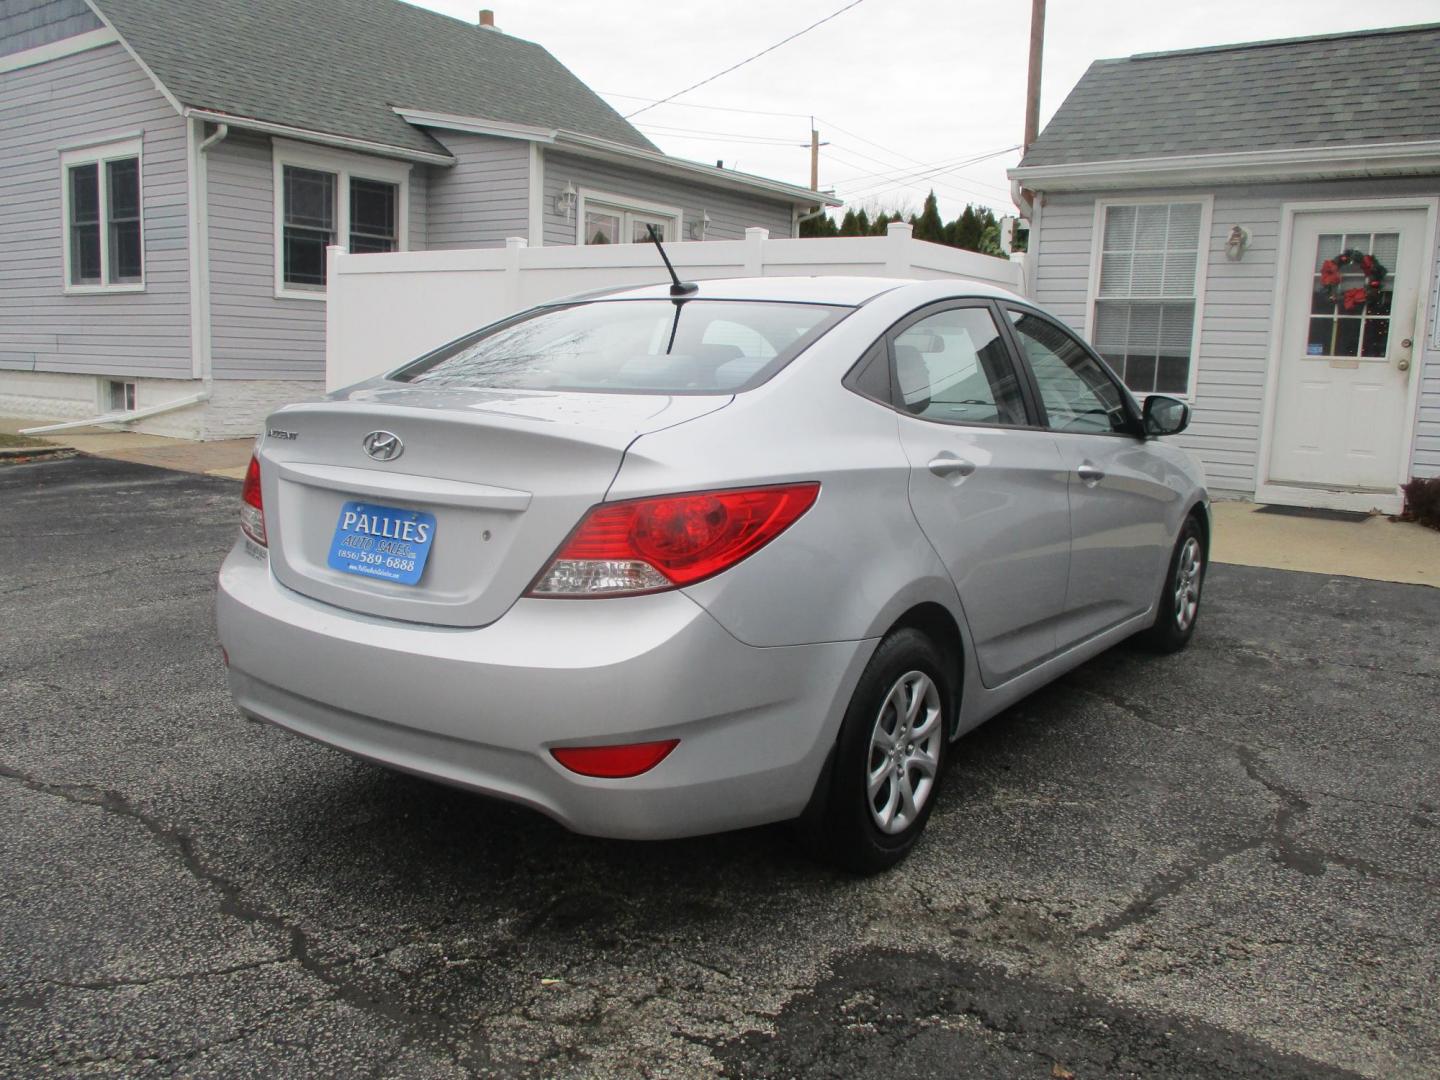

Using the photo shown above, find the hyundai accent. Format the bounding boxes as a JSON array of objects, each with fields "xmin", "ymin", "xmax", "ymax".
[{"xmin": 216, "ymin": 276, "xmax": 1208, "ymax": 872}]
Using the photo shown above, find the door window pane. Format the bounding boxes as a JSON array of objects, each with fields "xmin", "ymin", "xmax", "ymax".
[
  {"xmin": 1008, "ymin": 310, "xmax": 1130, "ymax": 435},
  {"xmin": 69, "ymin": 163, "xmax": 101, "ymax": 284},
  {"xmin": 1307, "ymin": 231, "xmax": 1396, "ymax": 359},
  {"xmin": 283, "ymin": 166, "xmax": 335, "ymax": 286},
  {"xmin": 349, "ymin": 178, "xmax": 397, "ymax": 254},
  {"xmin": 106, "ymin": 158, "xmax": 142, "ymax": 282},
  {"xmin": 631, "ymin": 217, "xmax": 668, "ymax": 243},
  {"xmin": 891, "ymin": 307, "xmax": 1027, "ymax": 426}
]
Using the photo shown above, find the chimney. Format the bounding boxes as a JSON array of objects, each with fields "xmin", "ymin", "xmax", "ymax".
[{"xmin": 478, "ymin": 9, "xmax": 495, "ymax": 28}]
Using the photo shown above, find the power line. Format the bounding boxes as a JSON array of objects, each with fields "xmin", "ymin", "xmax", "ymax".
[
  {"xmin": 825, "ymin": 147, "xmax": 1001, "ymax": 207},
  {"xmin": 819, "ymin": 119, "xmax": 1013, "ymax": 197},
  {"xmin": 601, "ymin": 92, "xmax": 812, "ymax": 121},
  {"xmin": 624, "ymin": 0, "xmax": 871, "ymax": 119},
  {"xmin": 637, "ymin": 122, "xmax": 803, "ymax": 146},
  {"xmin": 836, "ymin": 145, "xmax": 1021, "ymax": 201}
]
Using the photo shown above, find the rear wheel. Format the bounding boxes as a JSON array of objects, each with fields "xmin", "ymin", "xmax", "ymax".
[
  {"xmin": 811, "ymin": 628, "xmax": 951, "ymax": 874},
  {"xmin": 1137, "ymin": 515, "xmax": 1206, "ymax": 653}
]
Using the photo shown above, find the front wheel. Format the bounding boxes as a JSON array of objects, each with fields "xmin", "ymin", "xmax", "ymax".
[
  {"xmin": 809, "ymin": 628, "xmax": 951, "ymax": 875},
  {"xmin": 1137, "ymin": 515, "xmax": 1206, "ymax": 653}
]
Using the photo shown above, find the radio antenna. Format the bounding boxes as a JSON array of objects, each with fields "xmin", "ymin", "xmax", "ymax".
[{"xmin": 646, "ymin": 224, "xmax": 698, "ymax": 297}]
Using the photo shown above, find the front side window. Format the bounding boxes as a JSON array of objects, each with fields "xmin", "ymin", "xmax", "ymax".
[
  {"xmin": 275, "ymin": 143, "xmax": 406, "ymax": 295},
  {"xmin": 579, "ymin": 194, "xmax": 679, "ymax": 246},
  {"xmin": 393, "ymin": 300, "xmax": 847, "ymax": 394},
  {"xmin": 1008, "ymin": 309, "xmax": 1132, "ymax": 435},
  {"xmin": 891, "ymin": 306, "xmax": 1028, "ymax": 426},
  {"xmin": 1092, "ymin": 201, "xmax": 1204, "ymax": 396},
  {"xmin": 62, "ymin": 141, "xmax": 142, "ymax": 289}
]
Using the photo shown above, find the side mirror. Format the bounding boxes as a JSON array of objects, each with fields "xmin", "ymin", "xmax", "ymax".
[{"xmin": 1143, "ymin": 395, "xmax": 1190, "ymax": 437}]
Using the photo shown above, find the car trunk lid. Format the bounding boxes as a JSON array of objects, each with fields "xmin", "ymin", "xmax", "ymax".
[{"xmin": 257, "ymin": 385, "xmax": 731, "ymax": 627}]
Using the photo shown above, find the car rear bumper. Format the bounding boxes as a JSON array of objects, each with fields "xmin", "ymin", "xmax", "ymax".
[{"xmin": 216, "ymin": 541, "xmax": 874, "ymax": 840}]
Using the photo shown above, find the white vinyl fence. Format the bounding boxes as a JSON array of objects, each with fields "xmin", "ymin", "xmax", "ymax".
[{"xmin": 324, "ymin": 222, "xmax": 1027, "ymax": 390}]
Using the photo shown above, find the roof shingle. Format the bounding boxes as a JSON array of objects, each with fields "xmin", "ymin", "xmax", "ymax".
[
  {"xmin": 1020, "ymin": 23, "xmax": 1440, "ymax": 168},
  {"xmin": 92, "ymin": 0, "xmax": 657, "ymax": 157}
]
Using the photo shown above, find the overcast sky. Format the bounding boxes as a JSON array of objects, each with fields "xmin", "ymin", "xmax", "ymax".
[{"xmin": 410, "ymin": 0, "xmax": 1436, "ymax": 222}]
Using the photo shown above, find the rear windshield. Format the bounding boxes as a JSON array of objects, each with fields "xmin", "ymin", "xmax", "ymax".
[{"xmin": 390, "ymin": 299, "xmax": 849, "ymax": 394}]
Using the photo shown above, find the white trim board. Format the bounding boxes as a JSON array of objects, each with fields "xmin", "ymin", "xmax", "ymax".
[
  {"xmin": 1252, "ymin": 195, "xmax": 1439, "ymax": 512},
  {"xmin": 187, "ymin": 110, "xmax": 455, "ymax": 166},
  {"xmin": 0, "ymin": 27, "xmax": 117, "ymax": 72},
  {"xmin": 527, "ymin": 143, "xmax": 545, "ymax": 247},
  {"xmin": 574, "ymin": 188, "xmax": 682, "ymax": 246}
]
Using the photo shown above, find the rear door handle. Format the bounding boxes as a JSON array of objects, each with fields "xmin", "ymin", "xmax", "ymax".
[
  {"xmin": 928, "ymin": 454, "xmax": 976, "ymax": 479},
  {"xmin": 1076, "ymin": 463, "xmax": 1105, "ymax": 486}
]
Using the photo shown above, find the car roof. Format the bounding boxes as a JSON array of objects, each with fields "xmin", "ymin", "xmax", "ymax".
[{"xmin": 545, "ymin": 276, "xmax": 1027, "ymax": 308}]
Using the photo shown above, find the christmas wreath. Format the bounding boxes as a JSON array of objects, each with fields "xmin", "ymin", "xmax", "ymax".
[{"xmin": 1315, "ymin": 248, "xmax": 1387, "ymax": 311}]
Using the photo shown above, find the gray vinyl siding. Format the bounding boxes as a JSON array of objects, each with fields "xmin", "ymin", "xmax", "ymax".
[
  {"xmin": 424, "ymin": 131, "xmax": 528, "ymax": 249},
  {"xmin": 0, "ymin": 41, "xmax": 191, "ymax": 379},
  {"xmin": 1030, "ymin": 178, "xmax": 1440, "ymax": 489},
  {"xmin": 0, "ymin": 0, "xmax": 101, "ymax": 56},
  {"xmin": 206, "ymin": 133, "xmax": 428, "ymax": 380},
  {"xmin": 542, "ymin": 150, "xmax": 794, "ymax": 247}
]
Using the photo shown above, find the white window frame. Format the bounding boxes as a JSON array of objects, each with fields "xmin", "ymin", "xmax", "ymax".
[
  {"xmin": 272, "ymin": 138, "xmax": 410, "ymax": 301},
  {"xmin": 60, "ymin": 137, "xmax": 145, "ymax": 295},
  {"xmin": 575, "ymin": 188, "xmax": 683, "ymax": 247},
  {"xmin": 1084, "ymin": 195, "xmax": 1213, "ymax": 401}
]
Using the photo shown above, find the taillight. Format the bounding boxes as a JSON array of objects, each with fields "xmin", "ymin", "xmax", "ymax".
[
  {"xmin": 528, "ymin": 482, "xmax": 819, "ymax": 598},
  {"xmin": 240, "ymin": 455, "xmax": 267, "ymax": 547},
  {"xmin": 551, "ymin": 739, "xmax": 679, "ymax": 778}
]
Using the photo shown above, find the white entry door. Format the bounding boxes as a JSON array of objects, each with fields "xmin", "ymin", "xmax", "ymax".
[{"xmin": 1265, "ymin": 207, "xmax": 1427, "ymax": 507}]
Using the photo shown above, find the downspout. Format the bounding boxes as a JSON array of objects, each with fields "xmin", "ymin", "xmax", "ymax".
[
  {"xmin": 21, "ymin": 391, "xmax": 212, "ymax": 435},
  {"xmin": 200, "ymin": 121, "xmax": 229, "ymax": 153}
]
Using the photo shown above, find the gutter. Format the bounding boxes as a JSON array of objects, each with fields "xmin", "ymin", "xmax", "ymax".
[
  {"xmin": 21, "ymin": 392, "xmax": 211, "ymax": 435},
  {"xmin": 391, "ymin": 106, "xmax": 839, "ymax": 207},
  {"xmin": 1008, "ymin": 138, "xmax": 1440, "ymax": 192},
  {"xmin": 184, "ymin": 108, "xmax": 456, "ymax": 166}
]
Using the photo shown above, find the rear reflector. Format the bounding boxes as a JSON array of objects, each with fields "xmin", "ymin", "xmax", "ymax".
[
  {"xmin": 240, "ymin": 455, "xmax": 267, "ymax": 547},
  {"xmin": 528, "ymin": 483, "xmax": 819, "ymax": 597},
  {"xmin": 550, "ymin": 739, "xmax": 679, "ymax": 778}
]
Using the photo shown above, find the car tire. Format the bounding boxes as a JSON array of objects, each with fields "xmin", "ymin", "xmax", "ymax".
[
  {"xmin": 809, "ymin": 628, "xmax": 951, "ymax": 875},
  {"xmin": 1137, "ymin": 514, "xmax": 1206, "ymax": 654}
]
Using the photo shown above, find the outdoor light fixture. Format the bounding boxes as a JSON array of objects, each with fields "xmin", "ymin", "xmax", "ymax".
[
  {"xmin": 1224, "ymin": 225, "xmax": 1250, "ymax": 261},
  {"xmin": 555, "ymin": 183, "xmax": 577, "ymax": 221},
  {"xmin": 689, "ymin": 212, "xmax": 711, "ymax": 241}
]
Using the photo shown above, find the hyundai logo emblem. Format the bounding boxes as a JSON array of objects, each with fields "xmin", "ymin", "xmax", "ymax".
[{"xmin": 361, "ymin": 430, "xmax": 403, "ymax": 462}]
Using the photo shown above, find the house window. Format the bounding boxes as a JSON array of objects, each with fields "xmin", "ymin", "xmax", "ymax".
[
  {"xmin": 272, "ymin": 140, "xmax": 408, "ymax": 298},
  {"xmin": 577, "ymin": 191, "xmax": 681, "ymax": 246},
  {"xmin": 1091, "ymin": 201, "xmax": 1206, "ymax": 397},
  {"xmin": 61, "ymin": 139, "xmax": 143, "ymax": 291},
  {"xmin": 106, "ymin": 379, "xmax": 137, "ymax": 412}
]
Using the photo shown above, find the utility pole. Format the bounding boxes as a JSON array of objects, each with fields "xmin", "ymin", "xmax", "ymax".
[
  {"xmin": 811, "ymin": 121, "xmax": 821, "ymax": 190},
  {"xmin": 1023, "ymin": 0, "xmax": 1045, "ymax": 152}
]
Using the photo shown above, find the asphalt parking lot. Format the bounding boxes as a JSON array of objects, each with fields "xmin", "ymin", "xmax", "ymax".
[{"xmin": 2, "ymin": 455, "xmax": 1437, "ymax": 1079}]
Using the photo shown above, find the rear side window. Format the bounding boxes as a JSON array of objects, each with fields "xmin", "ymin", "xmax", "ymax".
[
  {"xmin": 891, "ymin": 306, "xmax": 1028, "ymax": 426},
  {"xmin": 391, "ymin": 299, "xmax": 848, "ymax": 394}
]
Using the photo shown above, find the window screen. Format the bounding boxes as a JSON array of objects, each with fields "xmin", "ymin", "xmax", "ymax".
[
  {"xmin": 106, "ymin": 158, "xmax": 142, "ymax": 283},
  {"xmin": 68, "ymin": 163, "xmax": 102, "ymax": 285},
  {"xmin": 349, "ymin": 178, "xmax": 398, "ymax": 254},
  {"xmin": 1092, "ymin": 202, "xmax": 1202, "ymax": 396}
]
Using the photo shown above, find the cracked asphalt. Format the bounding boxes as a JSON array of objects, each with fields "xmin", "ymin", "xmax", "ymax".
[{"xmin": 2, "ymin": 455, "xmax": 1437, "ymax": 1079}]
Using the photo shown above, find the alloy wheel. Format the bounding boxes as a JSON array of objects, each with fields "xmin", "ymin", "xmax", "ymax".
[{"xmin": 866, "ymin": 670, "xmax": 943, "ymax": 835}]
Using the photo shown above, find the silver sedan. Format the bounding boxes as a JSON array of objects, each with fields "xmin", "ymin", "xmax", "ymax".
[{"xmin": 217, "ymin": 276, "xmax": 1208, "ymax": 873}]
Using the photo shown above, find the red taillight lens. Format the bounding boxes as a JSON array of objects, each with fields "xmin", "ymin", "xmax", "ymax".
[
  {"xmin": 528, "ymin": 482, "xmax": 820, "ymax": 597},
  {"xmin": 551, "ymin": 739, "xmax": 679, "ymax": 778},
  {"xmin": 239, "ymin": 455, "xmax": 267, "ymax": 546}
]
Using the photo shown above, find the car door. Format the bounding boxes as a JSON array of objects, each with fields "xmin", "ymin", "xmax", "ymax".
[
  {"xmin": 1002, "ymin": 306, "xmax": 1178, "ymax": 645},
  {"xmin": 884, "ymin": 301, "xmax": 1072, "ymax": 688}
]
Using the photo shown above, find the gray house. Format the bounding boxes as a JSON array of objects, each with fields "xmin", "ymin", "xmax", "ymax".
[
  {"xmin": 1010, "ymin": 24, "xmax": 1440, "ymax": 514},
  {"xmin": 0, "ymin": 0, "xmax": 835, "ymax": 439}
]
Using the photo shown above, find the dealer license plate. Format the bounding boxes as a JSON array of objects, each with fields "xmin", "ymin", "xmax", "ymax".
[{"xmin": 327, "ymin": 501, "xmax": 436, "ymax": 586}]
